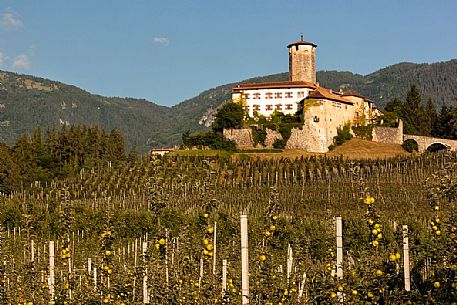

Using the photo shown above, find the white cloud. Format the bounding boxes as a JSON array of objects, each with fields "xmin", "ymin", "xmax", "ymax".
[
  {"xmin": 0, "ymin": 53, "xmax": 7, "ymax": 67},
  {"xmin": 12, "ymin": 54, "xmax": 31, "ymax": 69},
  {"xmin": 2, "ymin": 9, "xmax": 24, "ymax": 30},
  {"xmin": 153, "ymin": 37, "xmax": 169, "ymax": 46}
]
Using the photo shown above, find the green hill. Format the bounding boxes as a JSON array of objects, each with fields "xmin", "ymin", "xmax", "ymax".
[{"xmin": 1, "ymin": 59, "xmax": 456, "ymax": 152}]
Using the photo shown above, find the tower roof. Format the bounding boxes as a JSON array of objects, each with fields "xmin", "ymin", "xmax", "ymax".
[{"xmin": 287, "ymin": 38, "xmax": 317, "ymax": 48}]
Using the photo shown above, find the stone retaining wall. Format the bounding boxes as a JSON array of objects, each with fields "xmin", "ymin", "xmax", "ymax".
[
  {"xmin": 372, "ymin": 120, "xmax": 403, "ymax": 145},
  {"xmin": 223, "ymin": 128, "xmax": 254, "ymax": 147}
]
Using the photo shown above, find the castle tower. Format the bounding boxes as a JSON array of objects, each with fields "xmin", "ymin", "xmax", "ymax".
[{"xmin": 287, "ymin": 36, "xmax": 317, "ymax": 83}]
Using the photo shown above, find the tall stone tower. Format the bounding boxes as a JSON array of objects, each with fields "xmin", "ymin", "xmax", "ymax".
[{"xmin": 288, "ymin": 37, "xmax": 317, "ymax": 83}]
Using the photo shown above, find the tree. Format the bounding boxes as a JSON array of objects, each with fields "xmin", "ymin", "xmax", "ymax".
[
  {"xmin": 384, "ymin": 98, "xmax": 404, "ymax": 115},
  {"xmin": 212, "ymin": 102, "xmax": 244, "ymax": 133},
  {"xmin": 0, "ymin": 143, "xmax": 20, "ymax": 193},
  {"xmin": 12, "ymin": 134, "xmax": 36, "ymax": 184},
  {"xmin": 106, "ymin": 129, "xmax": 126, "ymax": 162},
  {"xmin": 424, "ymin": 98, "xmax": 437, "ymax": 136},
  {"xmin": 434, "ymin": 105, "xmax": 453, "ymax": 138},
  {"xmin": 403, "ymin": 85, "xmax": 423, "ymax": 135}
]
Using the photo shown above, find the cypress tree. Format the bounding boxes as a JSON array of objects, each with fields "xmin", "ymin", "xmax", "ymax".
[
  {"xmin": 423, "ymin": 98, "xmax": 437, "ymax": 136},
  {"xmin": 403, "ymin": 85, "xmax": 422, "ymax": 135}
]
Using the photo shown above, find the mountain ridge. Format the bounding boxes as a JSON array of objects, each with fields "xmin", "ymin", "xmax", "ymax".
[{"xmin": 0, "ymin": 59, "xmax": 456, "ymax": 152}]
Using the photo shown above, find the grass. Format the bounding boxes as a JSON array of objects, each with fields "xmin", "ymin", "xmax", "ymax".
[
  {"xmin": 327, "ymin": 138, "xmax": 410, "ymax": 159},
  {"xmin": 169, "ymin": 138, "xmax": 409, "ymax": 160},
  {"xmin": 169, "ymin": 149, "xmax": 232, "ymax": 157}
]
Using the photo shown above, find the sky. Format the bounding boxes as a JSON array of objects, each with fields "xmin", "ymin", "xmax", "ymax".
[{"xmin": 0, "ymin": 1, "xmax": 456, "ymax": 107}]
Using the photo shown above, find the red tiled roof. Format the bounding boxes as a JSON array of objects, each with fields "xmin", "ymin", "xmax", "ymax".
[
  {"xmin": 287, "ymin": 40, "xmax": 317, "ymax": 48},
  {"xmin": 233, "ymin": 81, "xmax": 317, "ymax": 91},
  {"xmin": 306, "ymin": 87, "xmax": 353, "ymax": 105}
]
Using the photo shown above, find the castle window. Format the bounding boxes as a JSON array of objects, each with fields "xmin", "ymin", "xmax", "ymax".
[
  {"xmin": 274, "ymin": 92, "xmax": 282, "ymax": 99},
  {"xmin": 285, "ymin": 92, "xmax": 293, "ymax": 98},
  {"xmin": 266, "ymin": 105, "xmax": 273, "ymax": 111},
  {"xmin": 243, "ymin": 93, "xmax": 250, "ymax": 99},
  {"xmin": 275, "ymin": 104, "xmax": 282, "ymax": 111},
  {"xmin": 253, "ymin": 93, "xmax": 261, "ymax": 99},
  {"xmin": 297, "ymin": 91, "xmax": 305, "ymax": 98},
  {"xmin": 253, "ymin": 104, "xmax": 260, "ymax": 111},
  {"xmin": 243, "ymin": 106, "xmax": 249, "ymax": 112},
  {"xmin": 265, "ymin": 92, "xmax": 273, "ymax": 99},
  {"xmin": 285, "ymin": 104, "xmax": 293, "ymax": 110}
]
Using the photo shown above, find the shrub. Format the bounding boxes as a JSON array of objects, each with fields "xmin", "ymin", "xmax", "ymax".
[
  {"xmin": 251, "ymin": 127, "xmax": 267, "ymax": 147},
  {"xmin": 272, "ymin": 139, "xmax": 286, "ymax": 149},
  {"xmin": 333, "ymin": 123, "xmax": 353, "ymax": 146},
  {"xmin": 352, "ymin": 125, "xmax": 373, "ymax": 140},
  {"xmin": 402, "ymin": 139, "xmax": 419, "ymax": 153}
]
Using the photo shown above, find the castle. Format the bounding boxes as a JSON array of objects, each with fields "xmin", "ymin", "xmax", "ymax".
[{"xmin": 225, "ymin": 37, "xmax": 380, "ymax": 153}]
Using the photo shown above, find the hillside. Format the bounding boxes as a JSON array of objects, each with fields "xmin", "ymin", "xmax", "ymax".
[
  {"xmin": 0, "ymin": 71, "xmax": 175, "ymax": 151},
  {"xmin": 0, "ymin": 59, "xmax": 456, "ymax": 151}
]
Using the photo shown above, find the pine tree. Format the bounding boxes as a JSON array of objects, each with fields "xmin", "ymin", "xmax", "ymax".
[
  {"xmin": 434, "ymin": 105, "xmax": 453, "ymax": 138},
  {"xmin": 107, "ymin": 129, "xmax": 126, "ymax": 163},
  {"xmin": 12, "ymin": 134, "xmax": 37, "ymax": 184},
  {"xmin": 403, "ymin": 85, "xmax": 426, "ymax": 135},
  {"xmin": 423, "ymin": 98, "xmax": 437, "ymax": 136},
  {"xmin": 0, "ymin": 143, "xmax": 20, "ymax": 193}
]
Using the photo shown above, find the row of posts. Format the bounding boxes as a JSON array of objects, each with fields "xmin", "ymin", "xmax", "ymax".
[
  {"xmin": 239, "ymin": 215, "xmax": 411, "ymax": 304},
  {"xmin": 41, "ymin": 215, "xmax": 411, "ymax": 304}
]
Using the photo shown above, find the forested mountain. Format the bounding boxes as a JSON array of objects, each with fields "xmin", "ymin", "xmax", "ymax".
[{"xmin": 0, "ymin": 59, "xmax": 456, "ymax": 151}]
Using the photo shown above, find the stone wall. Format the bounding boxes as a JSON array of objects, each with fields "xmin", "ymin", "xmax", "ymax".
[
  {"xmin": 264, "ymin": 129, "xmax": 282, "ymax": 147},
  {"xmin": 372, "ymin": 120, "xmax": 403, "ymax": 145},
  {"xmin": 224, "ymin": 128, "xmax": 283, "ymax": 148},
  {"xmin": 223, "ymin": 129, "xmax": 254, "ymax": 147},
  {"xmin": 286, "ymin": 128, "xmax": 307, "ymax": 149}
]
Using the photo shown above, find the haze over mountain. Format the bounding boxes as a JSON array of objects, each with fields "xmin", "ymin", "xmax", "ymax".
[{"xmin": 0, "ymin": 59, "xmax": 456, "ymax": 152}]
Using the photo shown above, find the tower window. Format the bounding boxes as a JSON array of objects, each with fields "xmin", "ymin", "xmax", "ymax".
[
  {"xmin": 275, "ymin": 104, "xmax": 282, "ymax": 111},
  {"xmin": 253, "ymin": 93, "xmax": 261, "ymax": 99},
  {"xmin": 266, "ymin": 105, "xmax": 273, "ymax": 111},
  {"xmin": 265, "ymin": 92, "xmax": 273, "ymax": 99},
  {"xmin": 297, "ymin": 91, "xmax": 305, "ymax": 98},
  {"xmin": 274, "ymin": 92, "xmax": 282, "ymax": 99},
  {"xmin": 243, "ymin": 93, "xmax": 250, "ymax": 99},
  {"xmin": 285, "ymin": 104, "xmax": 293, "ymax": 110},
  {"xmin": 285, "ymin": 92, "xmax": 293, "ymax": 98},
  {"xmin": 253, "ymin": 105, "xmax": 260, "ymax": 111}
]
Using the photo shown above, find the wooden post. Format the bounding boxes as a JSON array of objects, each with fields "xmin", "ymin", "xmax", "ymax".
[
  {"xmin": 286, "ymin": 244, "xmax": 293, "ymax": 284},
  {"xmin": 49, "ymin": 241, "xmax": 55, "ymax": 303},
  {"xmin": 240, "ymin": 214, "xmax": 249, "ymax": 304},
  {"xmin": 212, "ymin": 222, "xmax": 217, "ymax": 275},
  {"xmin": 403, "ymin": 225, "xmax": 411, "ymax": 291},
  {"xmin": 165, "ymin": 229, "xmax": 169, "ymax": 288},
  {"xmin": 298, "ymin": 272, "xmax": 306, "ymax": 300},
  {"xmin": 222, "ymin": 259, "xmax": 227, "ymax": 296},
  {"xmin": 198, "ymin": 258, "xmax": 204, "ymax": 287},
  {"xmin": 88, "ymin": 258, "xmax": 92, "ymax": 274},
  {"xmin": 93, "ymin": 267, "xmax": 97, "ymax": 290},
  {"xmin": 336, "ymin": 217, "xmax": 343, "ymax": 279},
  {"xmin": 31, "ymin": 240, "xmax": 35, "ymax": 262},
  {"xmin": 142, "ymin": 242, "xmax": 149, "ymax": 304},
  {"xmin": 134, "ymin": 238, "xmax": 138, "ymax": 267}
]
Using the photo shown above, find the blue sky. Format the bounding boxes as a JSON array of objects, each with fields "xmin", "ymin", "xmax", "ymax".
[{"xmin": 1, "ymin": 1, "xmax": 456, "ymax": 106}]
